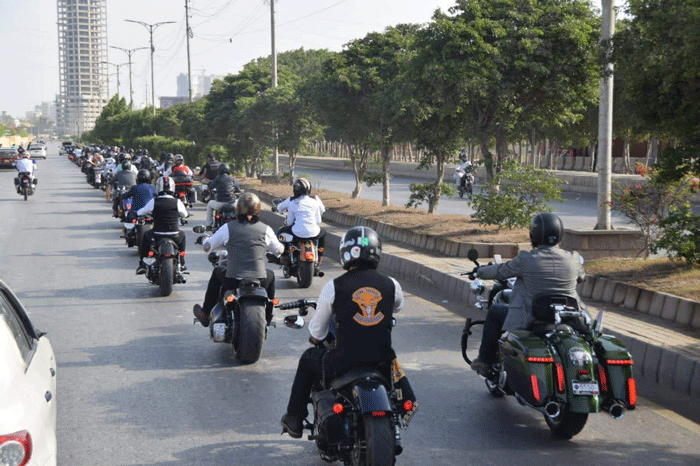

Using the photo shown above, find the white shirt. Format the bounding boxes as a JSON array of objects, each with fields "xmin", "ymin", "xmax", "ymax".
[
  {"xmin": 203, "ymin": 222, "xmax": 284, "ymax": 256},
  {"xmin": 309, "ymin": 276, "xmax": 404, "ymax": 341},
  {"xmin": 15, "ymin": 158, "xmax": 36, "ymax": 175},
  {"xmin": 276, "ymin": 195, "xmax": 325, "ymax": 238},
  {"xmin": 137, "ymin": 195, "xmax": 189, "ymax": 234}
]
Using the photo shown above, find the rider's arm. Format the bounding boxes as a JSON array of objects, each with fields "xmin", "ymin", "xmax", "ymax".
[
  {"xmin": 315, "ymin": 196, "xmax": 325, "ymax": 217},
  {"xmin": 276, "ymin": 197, "xmax": 291, "ymax": 213},
  {"xmin": 309, "ymin": 280, "xmax": 335, "ymax": 341},
  {"xmin": 136, "ymin": 198, "xmax": 155, "ymax": 217},
  {"xmin": 476, "ymin": 252, "xmax": 525, "ymax": 281},
  {"xmin": 264, "ymin": 226, "xmax": 284, "ymax": 256},
  {"xmin": 203, "ymin": 223, "xmax": 229, "ymax": 252},
  {"xmin": 390, "ymin": 277, "xmax": 404, "ymax": 314},
  {"xmin": 176, "ymin": 199, "xmax": 189, "ymax": 218}
]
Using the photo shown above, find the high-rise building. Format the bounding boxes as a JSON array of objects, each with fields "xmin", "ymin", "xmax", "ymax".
[
  {"xmin": 56, "ymin": 0, "xmax": 109, "ymax": 136},
  {"xmin": 177, "ymin": 73, "xmax": 189, "ymax": 97}
]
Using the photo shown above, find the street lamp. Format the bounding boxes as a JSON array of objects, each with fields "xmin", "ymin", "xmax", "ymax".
[
  {"xmin": 125, "ymin": 19, "xmax": 176, "ymax": 116},
  {"xmin": 109, "ymin": 46, "xmax": 148, "ymax": 108},
  {"xmin": 101, "ymin": 61, "xmax": 128, "ymax": 98}
]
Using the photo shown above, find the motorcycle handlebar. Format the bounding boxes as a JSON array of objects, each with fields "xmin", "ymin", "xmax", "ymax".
[{"xmin": 275, "ymin": 299, "xmax": 317, "ymax": 312}]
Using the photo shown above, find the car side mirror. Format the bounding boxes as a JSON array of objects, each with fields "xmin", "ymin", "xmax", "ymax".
[{"xmin": 284, "ymin": 315, "xmax": 305, "ymax": 329}]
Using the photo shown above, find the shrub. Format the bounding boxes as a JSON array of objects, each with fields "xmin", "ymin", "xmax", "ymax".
[
  {"xmin": 405, "ymin": 182, "xmax": 456, "ymax": 211},
  {"xmin": 653, "ymin": 206, "xmax": 700, "ymax": 265}
]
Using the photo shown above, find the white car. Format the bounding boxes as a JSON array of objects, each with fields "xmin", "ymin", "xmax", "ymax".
[
  {"xmin": 28, "ymin": 145, "xmax": 47, "ymax": 160},
  {"xmin": 0, "ymin": 280, "xmax": 57, "ymax": 466}
]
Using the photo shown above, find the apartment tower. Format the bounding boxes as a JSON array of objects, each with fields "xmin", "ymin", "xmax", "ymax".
[{"xmin": 56, "ymin": 0, "xmax": 108, "ymax": 136}]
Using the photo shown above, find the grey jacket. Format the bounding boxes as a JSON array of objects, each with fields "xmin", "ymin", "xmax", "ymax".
[{"xmin": 476, "ymin": 245, "xmax": 585, "ymax": 331}]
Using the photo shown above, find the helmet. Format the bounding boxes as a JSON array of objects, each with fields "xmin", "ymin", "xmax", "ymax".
[
  {"xmin": 339, "ymin": 226, "xmax": 382, "ymax": 270},
  {"xmin": 236, "ymin": 192, "xmax": 261, "ymax": 217},
  {"xmin": 218, "ymin": 163, "xmax": 230, "ymax": 176},
  {"xmin": 157, "ymin": 176, "xmax": 175, "ymax": 194},
  {"xmin": 293, "ymin": 177, "xmax": 311, "ymax": 197},
  {"xmin": 142, "ymin": 149, "xmax": 148, "ymax": 156},
  {"xmin": 174, "ymin": 154, "xmax": 184, "ymax": 165},
  {"xmin": 137, "ymin": 169, "xmax": 151, "ymax": 184},
  {"xmin": 530, "ymin": 212, "xmax": 564, "ymax": 247},
  {"xmin": 121, "ymin": 160, "xmax": 131, "ymax": 171},
  {"xmin": 459, "ymin": 149, "xmax": 468, "ymax": 163}
]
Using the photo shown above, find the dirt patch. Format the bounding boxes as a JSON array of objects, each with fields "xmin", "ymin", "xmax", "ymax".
[{"xmin": 245, "ymin": 179, "xmax": 700, "ymax": 302}]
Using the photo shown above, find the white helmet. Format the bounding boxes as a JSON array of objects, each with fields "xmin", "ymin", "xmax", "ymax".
[{"xmin": 157, "ymin": 176, "xmax": 175, "ymax": 194}]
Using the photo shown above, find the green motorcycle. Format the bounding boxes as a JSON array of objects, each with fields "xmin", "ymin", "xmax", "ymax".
[{"xmin": 461, "ymin": 249, "xmax": 636, "ymax": 439}]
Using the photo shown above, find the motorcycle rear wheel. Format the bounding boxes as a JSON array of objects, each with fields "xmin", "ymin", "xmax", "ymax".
[
  {"xmin": 297, "ymin": 260, "xmax": 314, "ymax": 288},
  {"xmin": 159, "ymin": 259, "xmax": 174, "ymax": 296},
  {"xmin": 351, "ymin": 414, "xmax": 395, "ymax": 466},
  {"xmin": 235, "ymin": 301, "xmax": 266, "ymax": 364},
  {"xmin": 544, "ymin": 409, "xmax": 588, "ymax": 439},
  {"xmin": 23, "ymin": 186, "xmax": 28, "ymax": 201}
]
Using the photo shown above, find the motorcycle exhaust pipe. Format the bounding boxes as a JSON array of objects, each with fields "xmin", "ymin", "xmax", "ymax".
[
  {"xmin": 544, "ymin": 401, "xmax": 561, "ymax": 419},
  {"xmin": 604, "ymin": 402, "xmax": 625, "ymax": 420}
]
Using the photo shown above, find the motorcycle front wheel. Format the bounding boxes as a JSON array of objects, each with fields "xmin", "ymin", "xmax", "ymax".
[
  {"xmin": 351, "ymin": 414, "xmax": 395, "ymax": 466},
  {"xmin": 159, "ymin": 259, "xmax": 174, "ymax": 296},
  {"xmin": 234, "ymin": 301, "xmax": 266, "ymax": 364},
  {"xmin": 544, "ymin": 409, "xmax": 588, "ymax": 439},
  {"xmin": 297, "ymin": 260, "xmax": 314, "ymax": 288}
]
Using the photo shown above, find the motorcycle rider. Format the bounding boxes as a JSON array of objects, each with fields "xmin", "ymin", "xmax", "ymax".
[
  {"xmin": 453, "ymin": 149, "xmax": 473, "ymax": 192},
  {"xmin": 271, "ymin": 177, "xmax": 326, "ymax": 266},
  {"xmin": 192, "ymin": 192, "xmax": 283, "ymax": 326},
  {"xmin": 135, "ymin": 176, "xmax": 189, "ymax": 275},
  {"xmin": 280, "ymin": 226, "xmax": 415, "ymax": 438},
  {"xmin": 164, "ymin": 154, "xmax": 196, "ymax": 205},
  {"xmin": 205, "ymin": 163, "xmax": 241, "ymax": 230},
  {"xmin": 112, "ymin": 160, "xmax": 138, "ymax": 217},
  {"xmin": 14, "ymin": 149, "xmax": 37, "ymax": 191},
  {"xmin": 119, "ymin": 169, "xmax": 158, "ymax": 221},
  {"xmin": 469, "ymin": 212, "xmax": 586, "ymax": 373},
  {"xmin": 198, "ymin": 152, "xmax": 221, "ymax": 184}
]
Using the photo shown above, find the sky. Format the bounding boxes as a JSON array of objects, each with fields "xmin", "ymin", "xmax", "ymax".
[{"xmin": 0, "ymin": 0, "xmax": 604, "ymax": 118}]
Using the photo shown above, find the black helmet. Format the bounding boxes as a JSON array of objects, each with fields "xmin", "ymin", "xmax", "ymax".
[
  {"xmin": 137, "ymin": 169, "xmax": 151, "ymax": 184},
  {"xmin": 218, "ymin": 163, "xmax": 230, "ymax": 176},
  {"xmin": 530, "ymin": 212, "xmax": 564, "ymax": 247},
  {"xmin": 293, "ymin": 177, "xmax": 311, "ymax": 197},
  {"xmin": 339, "ymin": 226, "xmax": 382, "ymax": 270},
  {"xmin": 236, "ymin": 192, "xmax": 261, "ymax": 218},
  {"xmin": 121, "ymin": 160, "xmax": 132, "ymax": 171}
]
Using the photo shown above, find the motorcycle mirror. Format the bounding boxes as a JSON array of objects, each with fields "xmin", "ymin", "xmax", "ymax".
[
  {"xmin": 494, "ymin": 254, "xmax": 502, "ymax": 264},
  {"xmin": 467, "ymin": 248, "xmax": 479, "ymax": 264},
  {"xmin": 392, "ymin": 317, "xmax": 397, "ymax": 327},
  {"xmin": 594, "ymin": 310, "xmax": 603, "ymax": 333},
  {"xmin": 193, "ymin": 225, "xmax": 205, "ymax": 233},
  {"xmin": 195, "ymin": 235, "xmax": 207, "ymax": 245},
  {"xmin": 284, "ymin": 315, "xmax": 305, "ymax": 329}
]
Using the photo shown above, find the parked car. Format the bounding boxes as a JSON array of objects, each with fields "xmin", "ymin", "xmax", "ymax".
[
  {"xmin": 0, "ymin": 148, "xmax": 18, "ymax": 168},
  {"xmin": 0, "ymin": 279, "xmax": 57, "ymax": 466},
  {"xmin": 28, "ymin": 144, "xmax": 47, "ymax": 160}
]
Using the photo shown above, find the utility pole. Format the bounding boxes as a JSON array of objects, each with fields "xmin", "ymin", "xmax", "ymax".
[
  {"xmin": 267, "ymin": 0, "xmax": 279, "ymax": 175},
  {"xmin": 101, "ymin": 61, "xmax": 127, "ymax": 98},
  {"xmin": 596, "ymin": 0, "xmax": 615, "ymax": 230},
  {"xmin": 110, "ymin": 46, "xmax": 148, "ymax": 108},
  {"xmin": 185, "ymin": 0, "xmax": 193, "ymax": 102},
  {"xmin": 126, "ymin": 19, "xmax": 176, "ymax": 116}
]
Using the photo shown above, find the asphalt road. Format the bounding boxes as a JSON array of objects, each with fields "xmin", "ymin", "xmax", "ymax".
[{"xmin": 0, "ymin": 145, "xmax": 698, "ymax": 465}]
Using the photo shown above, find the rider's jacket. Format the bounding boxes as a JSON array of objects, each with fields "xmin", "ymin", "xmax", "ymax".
[
  {"xmin": 123, "ymin": 183, "xmax": 157, "ymax": 219},
  {"xmin": 15, "ymin": 158, "xmax": 35, "ymax": 175},
  {"xmin": 276, "ymin": 195, "xmax": 325, "ymax": 238},
  {"xmin": 325, "ymin": 268, "xmax": 397, "ymax": 375},
  {"xmin": 152, "ymin": 196, "xmax": 181, "ymax": 234},
  {"xmin": 476, "ymin": 245, "xmax": 585, "ymax": 331},
  {"xmin": 225, "ymin": 220, "xmax": 269, "ymax": 280},
  {"xmin": 209, "ymin": 174, "xmax": 240, "ymax": 203}
]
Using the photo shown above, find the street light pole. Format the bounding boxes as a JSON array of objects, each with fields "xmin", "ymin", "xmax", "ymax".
[
  {"xmin": 596, "ymin": 0, "xmax": 615, "ymax": 230},
  {"xmin": 101, "ymin": 61, "xmax": 128, "ymax": 98},
  {"xmin": 185, "ymin": 0, "xmax": 193, "ymax": 102},
  {"xmin": 126, "ymin": 19, "xmax": 176, "ymax": 116},
  {"xmin": 110, "ymin": 46, "xmax": 147, "ymax": 108},
  {"xmin": 267, "ymin": 0, "xmax": 279, "ymax": 175}
]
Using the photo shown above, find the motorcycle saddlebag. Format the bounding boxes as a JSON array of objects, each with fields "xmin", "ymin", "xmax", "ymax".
[
  {"xmin": 594, "ymin": 334, "xmax": 636, "ymax": 409},
  {"xmin": 312, "ymin": 390, "xmax": 344, "ymax": 446},
  {"xmin": 500, "ymin": 331, "xmax": 555, "ymax": 406}
]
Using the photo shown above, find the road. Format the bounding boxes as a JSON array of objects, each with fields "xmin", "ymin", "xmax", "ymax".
[{"xmin": 0, "ymin": 144, "xmax": 698, "ymax": 465}]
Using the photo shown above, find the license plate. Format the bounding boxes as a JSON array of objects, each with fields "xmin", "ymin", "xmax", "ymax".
[{"xmin": 572, "ymin": 381, "xmax": 599, "ymax": 396}]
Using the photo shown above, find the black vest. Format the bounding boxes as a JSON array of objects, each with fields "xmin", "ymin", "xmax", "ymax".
[
  {"xmin": 225, "ymin": 220, "xmax": 269, "ymax": 279},
  {"xmin": 213, "ymin": 174, "xmax": 236, "ymax": 203},
  {"xmin": 329, "ymin": 268, "xmax": 396, "ymax": 370},
  {"xmin": 152, "ymin": 196, "xmax": 180, "ymax": 233}
]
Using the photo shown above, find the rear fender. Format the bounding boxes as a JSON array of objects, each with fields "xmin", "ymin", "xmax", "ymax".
[
  {"xmin": 157, "ymin": 240, "xmax": 178, "ymax": 258},
  {"xmin": 351, "ymin": 380, "xmax": 393, "ymax": 414},
  {"xmin": 298, "ymin": 240, "xmax": 317, "ymax": 263},
  {"xmin": 501, "ymin": 331, "xmax": 555, "ymax": 406},
  {"xmin": 551, "ymin": 334, "xmax": 601, "ymax": 413}
]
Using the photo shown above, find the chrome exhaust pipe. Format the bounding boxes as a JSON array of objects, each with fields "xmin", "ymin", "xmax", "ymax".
[
  {"xmin": 545, "ymin": 401, "xmax": 561, "ymax": 419},
  {"xmin": 604, "ymin": 402, "xmax": 625, "ymax": 420}
]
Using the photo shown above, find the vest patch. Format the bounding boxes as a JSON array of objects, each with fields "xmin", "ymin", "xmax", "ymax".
[{"xmin": 351, "ymin": 287, "xmax": 384, "ymax": 326}]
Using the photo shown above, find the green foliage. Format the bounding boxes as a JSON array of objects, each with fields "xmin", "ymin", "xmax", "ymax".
[
  {"xmin": 653, "ymin": 206, "xmax": 700, "ymax": 265},
  {"xmin": 405, "ymin": 182, "xmax": 456, "ymax": 210},
  {"xmin": 470, "ymin": 161, "xmax": 562, "ymax": 229},
  {"xmin": 133, "ymin": 135, "xmax": 195, "ymax": 158},
  {"xmin": 364, "ymin": 172, "xmax": 383, "ymax": 188}
]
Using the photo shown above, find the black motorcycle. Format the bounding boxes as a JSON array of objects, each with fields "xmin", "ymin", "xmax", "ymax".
[
  {"xmin": 279, "ymin": 299, "xmax": 417, "ymax": 465},
  {"xmin": 122, "ymin": 215, "xmax": 153, "ymax": 250},
  {"xmin": 16, "ymin": 172, "xmax": 35, "ymax": 201},
  {"xmin": 143, "ymin": 236, "xmax": 188, "ymax": 296}
]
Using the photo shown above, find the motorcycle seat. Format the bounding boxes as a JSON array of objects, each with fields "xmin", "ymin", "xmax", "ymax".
[
  {"xmin": 217, "ymin": 203, "xmax": 237, "ymax": 213},
  {"xmin": 329, "ymin": 368, "xmax": 388, "ymax": 391}
]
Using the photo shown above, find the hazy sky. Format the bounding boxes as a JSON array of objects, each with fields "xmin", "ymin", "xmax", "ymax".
[{"xmin": 0, "ymin": 0, "xmax": 603, "ymax": 118}]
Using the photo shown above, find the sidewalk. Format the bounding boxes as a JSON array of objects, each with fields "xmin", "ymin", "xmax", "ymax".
[{"xmin": 255, "ymin": 193, "xmax": 700, "ymax": 424}]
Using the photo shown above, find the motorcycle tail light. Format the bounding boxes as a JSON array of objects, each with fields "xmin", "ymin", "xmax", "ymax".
[
  {"xmin": 607, "ymin": 359, "xmax": 634, "ymax": 365},
  {"xmin": 225, "ymin": 295, "xmax": 235, "ymax": 303},
  {"xmin": 215, "ymin": 215, "xmax": 220, "ymax": 219},
  {"xmin": 527, "ymin": 357, "xmax": 554, "ymax": 363},
  {"xmin": 333, "ymin": 403, "xmax": 344, "ymax": 415},
  {"xmin": 305, "ymin": 251, "xmax": 315, "ymax": 261},
  {"xmin": 371, "ymin": 411, "xmax": 386, "ymax": 417},
  {"xmin": 0, "ymin": 430, "xmax": 32, "ymax": 466},
  {"xmin": 597, "ymin": 364, "xmax": 608, "ymax": 394},
  {"xmin": 179, "ymin": 251, "xmax": 186, "ymax": 256},
  {"xmin": 403, "ymin": 400, "xmax": 414, "ymax": 412},
  {"xmin": 628, "ymin": 378, "xmax": 637, "ymax": 406},
  {"xmin": 163, "ymin": 254, "xmax": 174, "ymax": 258},
  {"xmin": 555, "ymin": 363, "xmax": 565, "ymax": 393},
  {"xmin": 272, "ymin": 299, "xmax": 279, "ymax": 305},
  {"xmin": 132, "ymin": 219, "xmax": 137, "ymax": 224},
  {"xmin": 530, "ymin": 375, "xmax": 541, "ymax": 403}
]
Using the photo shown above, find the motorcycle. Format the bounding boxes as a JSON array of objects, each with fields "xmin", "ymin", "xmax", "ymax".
[
  {"xmin": 113, "ymin": 185, "xmax": 131, "ymax": 222},
  {"xmin": 460, "ymin": 249, "xmax": 636, "ymax": 439},
  {"xmin": 192, "ymin": 225, "xmax": 275, "ymax": 364},
  {"xmin": 200, "ymin": 186, "xmax": 214, "ymax": 204},
  {"xmin": 173, "ymin": 173, "xmax": 196, "ymax": 208},
  {"xmin": 122, "ymin": 215, "xmax": 153, "ymax": 249},
  {"xmin": 16, "ymin": 172, "xmax": 35, "ymax": 201},
  {"xmin": 279, "ymin": 299, "xmax": 417, "ymax": 465},
  {"xmin": 142, "ymin": 234, "xmax": 188, "ymax": 296},
  {"xmin": 454, "ymin": 165, "xmax": 475, "ymax": 199},
  {"xmin": 271, "ymin": 197, "xmax": 324, "ymax": 288}
]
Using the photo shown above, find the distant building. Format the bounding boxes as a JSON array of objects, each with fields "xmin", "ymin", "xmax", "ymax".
[
  {"xmin": 177, "ymin": 74, "xmax": 189, "ymax": 98},
  {"xmin": 56, "ymin": 0, "xmax": 109, "ymax": 136},
  {"xmin": 159, "ymin": 96, "xmax": 191, "ymax": 109},
  {"xmin": 175, "ymin": 72, "xmax": 221, "ymax": 99}
]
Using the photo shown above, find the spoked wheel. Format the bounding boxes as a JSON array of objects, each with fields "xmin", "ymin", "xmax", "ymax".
[{"xmin": 545, "ymin": 409, "xmax": 588, "ymax": 439}]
